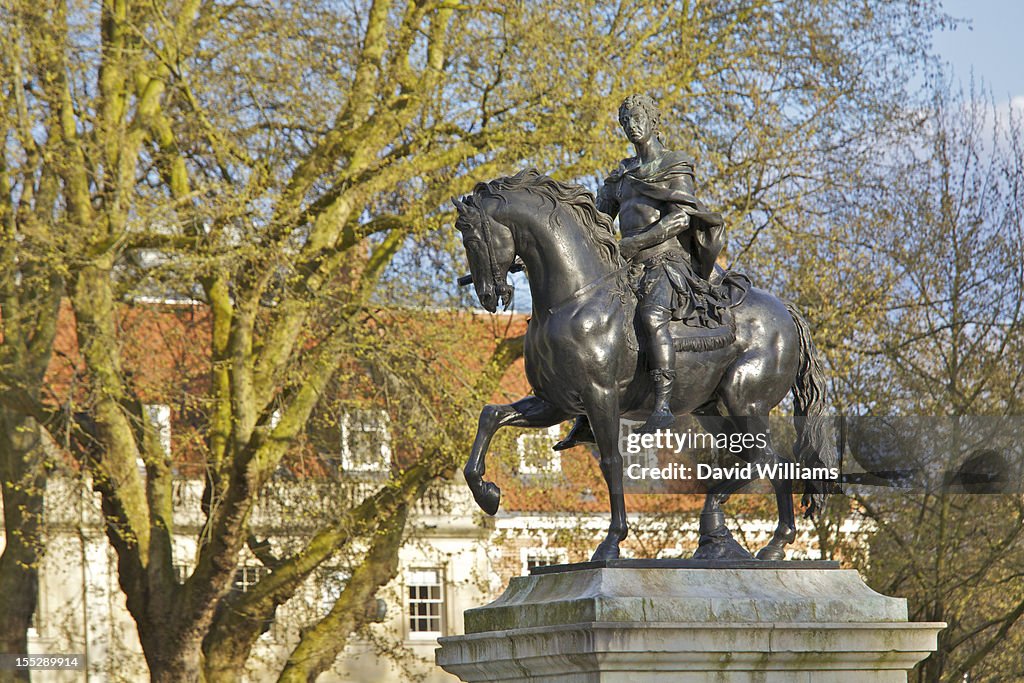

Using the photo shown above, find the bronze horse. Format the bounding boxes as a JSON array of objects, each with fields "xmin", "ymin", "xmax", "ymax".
[{"xmin": 453, "ymin": 169, "xmax": 837, "ymax": 561}]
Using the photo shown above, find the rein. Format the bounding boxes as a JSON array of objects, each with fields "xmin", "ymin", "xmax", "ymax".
[
  {"xmin": 546, "ymin": 265, "xmax": 629, "ymax": 315},
  {"xmin": 475, "ymin": 204, "xmax": 515, "ymax": 310}
]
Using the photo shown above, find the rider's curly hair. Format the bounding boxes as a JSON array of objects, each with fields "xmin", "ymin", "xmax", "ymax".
[{"xmin": 618, "ymin": 94, "xmax": 661, "ymax": 137}]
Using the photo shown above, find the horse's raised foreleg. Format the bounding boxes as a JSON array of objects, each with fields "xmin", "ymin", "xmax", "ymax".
[
  {"xmin": 465, "ymin": 396, "xmax": 569, "ymax": 515},
  {"xmin": 583, "ymin": 386, "xmax": 628, "ymax": 561}
]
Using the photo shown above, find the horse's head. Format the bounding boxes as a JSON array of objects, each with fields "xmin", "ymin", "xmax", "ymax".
[{"xmin": 452, "ymin": 195, "xmax": 516, "ymax": 312}]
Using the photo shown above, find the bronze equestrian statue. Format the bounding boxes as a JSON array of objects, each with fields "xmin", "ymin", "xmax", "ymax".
[{"xmin": 452, "ymin": 96, "xmax": 838, "ymax": 562}]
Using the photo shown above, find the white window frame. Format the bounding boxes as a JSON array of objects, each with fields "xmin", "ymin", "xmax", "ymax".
[
  {"xmin": 341, "ymin": 409, "xmax": 392, "ymax": 473},
  {"xmin": 520, "ymin": 547, "xmax": 568, "ymax": 575},
  {"xmin": 232, "ymin": 565, "xmax": 270, "ymax": 593},
  {"xmin": 619, "ymin": 418, "xmax": 659, "ymax": 471},
  {"xmin": 517, "ymin": 425, "xmax": 562, "ymax": 475},
  {"xmin": 406, "ymin": 567, "xmax": 444, "ymax": 640},
  {"xmin": 143, "ymin": 404, "xmax": 172, "ymax": 454}
]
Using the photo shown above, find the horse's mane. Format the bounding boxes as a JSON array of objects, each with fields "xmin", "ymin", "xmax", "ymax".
[{"xmin": 470, "ymin": 168, "xmax": 621, "ymax": 267}]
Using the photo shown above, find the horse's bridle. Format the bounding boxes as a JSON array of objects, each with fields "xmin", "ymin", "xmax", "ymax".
[
  {"xmin": 460, "ymin": 196, "xmax": 629, "ymax": 315},
  {"xmin": 470, "ymin": 202, "xmax": 515, "ymax": 310}
]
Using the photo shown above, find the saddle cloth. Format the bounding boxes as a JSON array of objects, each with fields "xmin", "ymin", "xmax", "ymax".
[{"xmin": 669, "ymin": 311, "xmax": 736, "ymax": 352}]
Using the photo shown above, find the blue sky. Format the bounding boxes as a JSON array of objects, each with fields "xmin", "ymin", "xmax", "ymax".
[{"xmin": 933, "ymin": 0, "xmax": 1024, "ymax": 107}]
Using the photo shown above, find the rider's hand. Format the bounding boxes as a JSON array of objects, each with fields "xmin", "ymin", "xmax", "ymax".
[
  {"xmin": 663, "ymin": 211, "xmax": 690, "ymax": 232},
  {"xmin": 619, "ymin": 238, "xmax": 639, "ymax": 260}
]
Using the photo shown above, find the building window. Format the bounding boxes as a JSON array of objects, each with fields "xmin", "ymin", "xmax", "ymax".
[
  {"xmin": 143, "ymin": 404, "xmax": 172, "ymax": 454},
  {"xmin": 619, "ymin": 418, "xmax": 658, "ymax": 471},
  {"xmin": 406, "ymin": 568, "xmax": 444, "ymax": 639},
  {"xmin": 174, "ymin": 563, "xmax": 191, "ymax": 585},
  {"xmin": 517, "ymin": 425, "xmax": 562, "ymax": 475},
  {"xmin": 232, "ymin": 565, "xmax": 270, "ymax": 593},
  {"xmin": 341, "ymin": 410, "xmax": 392, "ymax": 473},
  {"xmin": 521, "ymin": 547, "xmax": 568, "ymax": 575}
]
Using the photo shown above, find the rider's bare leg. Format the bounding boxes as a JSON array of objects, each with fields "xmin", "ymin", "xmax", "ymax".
[{"xmin": 465, "ymin": 396, "xmax": 569, "ymax": 515}]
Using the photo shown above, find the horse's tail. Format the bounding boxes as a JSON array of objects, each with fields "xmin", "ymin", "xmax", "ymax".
[{"xmin": 785, "ymin": 302, "xmax": 840, "ymax": 518}]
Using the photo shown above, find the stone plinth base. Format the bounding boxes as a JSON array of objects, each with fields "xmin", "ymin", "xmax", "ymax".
[{"xmin": 436, "ymin": 560, "xmax": 944, "ymax": 682}]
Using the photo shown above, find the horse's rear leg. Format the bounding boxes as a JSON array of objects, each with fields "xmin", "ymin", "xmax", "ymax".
[
  {"xmin": 694, "ymin": 412, "xmax": 796, "ymax": 561},
  {"xmin": 465, "ymin": 396, "xmax": 569, "ymax": 515},
  {"xmin": 690, "ymin": 411, "xmax": 760, "ymax": 560},
  {"xmin": 694, "ymin": 473, "xmax": 757, "ymax": 560},
  {"xmin": 757, "ymin": 475, "xmax": 796, "ymax": 561},
  {"xmin": 733, "ymin": 415, "xmax": 797, "ymax": 561},
  {"xmin": 749, "ymin": 416, "xmax": 797, "ymax": 560}
]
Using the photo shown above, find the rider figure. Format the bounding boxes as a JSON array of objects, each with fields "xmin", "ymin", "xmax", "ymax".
[{"xmin": 556, "ymin": 94, "xmax": 747, "ymax": 445}]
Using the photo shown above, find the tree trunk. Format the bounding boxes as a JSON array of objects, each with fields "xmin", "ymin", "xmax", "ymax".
[
  {"xmin": 140, "ymin": 625, "xmax": 207, "ymax": 683},
  {"xmin": 0, "ymin": 411, "xmax": 47, "ymax": 683}
]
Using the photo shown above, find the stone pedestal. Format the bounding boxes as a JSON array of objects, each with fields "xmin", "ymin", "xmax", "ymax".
[{"xmin": 436, "ymin": 560, "xmax": 944, "ymax": 682}]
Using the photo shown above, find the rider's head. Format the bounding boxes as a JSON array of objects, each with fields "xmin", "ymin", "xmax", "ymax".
[{"xmin": 618, "ymin": 94, "xmax": 661, "ymax": 144}]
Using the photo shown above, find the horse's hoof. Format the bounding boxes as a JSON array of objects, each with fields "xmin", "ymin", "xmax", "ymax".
[
  {"xmin": 472, "ymin": 481, "xmax": 501, "ymax": 515},
  {"xmin": 553, "ymin": 421, "xmax": 595, "ymax": 451},
  {"xmin": 590, "ymin": 541, "xmax": 620, "ymax": 562},
  {"xmin": 755, "ymin": 545, "xmax": 787, "ymax": 561},
  {"xmin": 692, "ymin": 529, "xmax": 753, "ymax": 561},
  {"xmin": 636, "ymin": 411, "xmax": 675, "ymax": 434}
]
